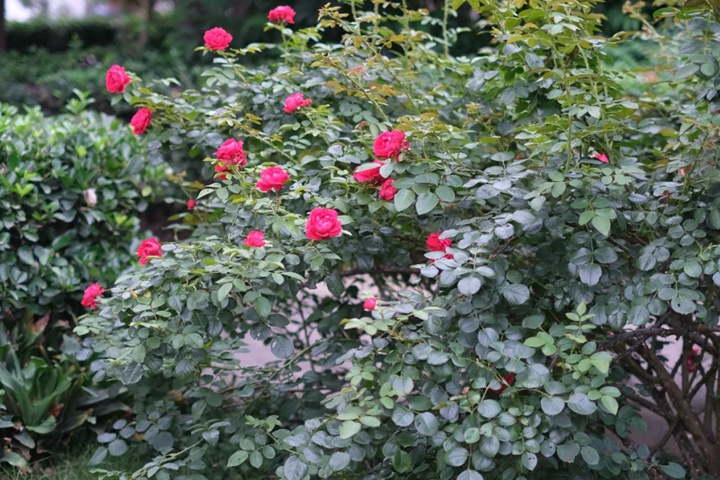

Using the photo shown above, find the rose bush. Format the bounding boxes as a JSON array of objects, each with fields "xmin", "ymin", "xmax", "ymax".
[{"xmin": 78, "ymin": 0, "xmax": 720, "ymax": 479}]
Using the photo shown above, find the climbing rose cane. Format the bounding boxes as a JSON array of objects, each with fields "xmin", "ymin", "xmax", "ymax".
[{"xmin": 306, "ymin": 208, "xmax": 342, "ymax": 241}]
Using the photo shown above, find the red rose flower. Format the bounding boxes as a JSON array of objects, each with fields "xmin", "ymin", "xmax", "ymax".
[
  {"xmin": 244, "ymin": 230, "xmax": 266, "ymax": 247},
  {"xmin": 268, "ymin": 5, "xmax": 296, "ymax": 24},
  {"xmin": 426, "ymin": 231, "xmax": 451, "ymax": 252},
  {"xmin": 373, "ymin": 130, "xmax": 410, "ymax": 160},
  {"xmin": 379, "ymin": 178, "xmax": 397, "ymax": 201},
  {"xmin": 215, "ymin": 163, "xmax": 229, "ymax": 181},
  {"xmin": 105, "ymin": 65, "xmax": 131, "ymax": 94},
  {"xmin": 282, "ymin": 92, "xmax": 312, "ymax": 114},
  {"xmin": 187, "ymin": 199, "xmax": 196, "ymax": 210},
  {"xmin": 81, "ymin": 283, "xmax": 105, "ymax": 309},
  {"xmin": 688, "ymin": 345, "xmax": 702, "ymax": 373},
  {"xmin": 215, "ymin": 139, "xmax": 247, "ymax": 166},
  {"xmin": 306, "ymin": 208, "xmax": 342, "ymax": 241},
  {"xmin": 256, "ymin": 166, "xmax": 290, "ymax": 192},
  {"xmin": 130, "ymin": 107, "xmax": 152, "ymax": 135},
  {"xmin": 203, "ymin": 27, "xmax": 233, "ymax": 51},
  {"xmin": 353, "ymin": 160, "xmax": 384, "ymax": 184},
  {"xmin": 593, "ymin": 152, "xmax": 609, "ymax": 163},
  {"xmin": 137, "ymin": 238, "xmax": 162, "ymax": 265},
  {"xmin": 363, "ymin": 298, "xmax": 377, "ymax": 311},
  {"xmin": 489, "ymin": 373, "xmax": 515, "ymax": 394}
]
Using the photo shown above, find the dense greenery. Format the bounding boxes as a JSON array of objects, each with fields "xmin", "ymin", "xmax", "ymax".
[
  {"xmin": 0, "ymin": 97, "xmax": 169, "ymax": 471},
  {"xmin": 66, "ymin": 0, "xmax": 720, "ymax": 479}
]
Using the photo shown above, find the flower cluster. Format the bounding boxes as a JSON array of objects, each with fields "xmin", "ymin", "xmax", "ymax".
[
  {"xmin": 373, "ymin": 130, "xmax": 409, "ymax": 160},
  {"xmin": 136, "ymin": 238, "xmax": 162, "ymax": 265},
  {"xmin": 214, "ymin": 138, "xmax": 247, "ymax": 180},
  {"xmin": 426, "ymin": 231, "xmax": 453, "ymax": 260}
]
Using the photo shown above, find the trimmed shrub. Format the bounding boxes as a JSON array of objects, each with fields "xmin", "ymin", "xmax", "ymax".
[{"xmin": 0, "ymin": 98, "xmax": 168, "ymax": 471}]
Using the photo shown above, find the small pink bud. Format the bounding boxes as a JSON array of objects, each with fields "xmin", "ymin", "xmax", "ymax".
[{"xmin": 363, "ymin": 298, "xmax": 377, "ymax": 311}]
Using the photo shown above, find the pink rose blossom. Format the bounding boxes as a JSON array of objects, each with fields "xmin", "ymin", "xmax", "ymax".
[
  {"xmin": 81, "ymin": 283, "xmax": 105, "ymax": 309},
  {"xmin": 378, "ymin": 178, "xmax": 397, "ymax": 201},
  {"xmin": 306, "ymin": 208, "xmax": 342, "ymax": 241},
  {"xmin": 353, "ymin": 160, "xmax": 385, "ymax": 184},
  {"xmin": 215, "ymin": 139, "xmax": 247, "ymax": 166},
  {"xmin": 244, "ymin": 230, "xmax": 266, "ymax": 247},
  {"xmin": 363, "ymin": 298, "xmax": 377, "ymax": 311},
  {"xmin": 373, "ymin": 130, "xmax": 409, "ymax": 160},
  {"xmin": 256, "ymin": 166, "xmax": 290, "ymax": 192},
  {"xmin": 593, "ymin": 153, "xmax": 609, "ymax": 163},
  {"xmin": 137, "ymin": 238, "xmax": 162, "ymax": 265},
  {"xmin": 204, "ymin": 27, "xmax": 233, "ymax": 51},
  {"xmin": 130, "ymin": 107, "xmax": 152, "ymax": 135},
  {"xmin": 283, "ymin": 92, "xmax": 312, "ymax": 114},
  {"xmin": 187, "ymin": 199, "xmax": 196, "ymax": 210},
  {"xmin": 105, "ymin": 65, "xmax": 131, "ymax": 94},
  {"xmin": 268, "ymin": 5, "xmax": 296, "ymax": 24}
]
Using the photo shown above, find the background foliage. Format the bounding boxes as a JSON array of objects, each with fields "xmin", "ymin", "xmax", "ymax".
[{"xmin": 0, "ymin": 97, "xmax": 168, "ymax": 471}]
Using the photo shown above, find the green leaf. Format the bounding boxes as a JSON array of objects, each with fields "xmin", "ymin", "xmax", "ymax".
[
  {"xmin": 567, "ymin": 392, "xmax": 597, "ymax": 415},
  {"xmin": 394, "ymin": 189, "xmax": 415, "ymax": 212},
  {"xmin": 671, "ymin": 296, "xmax": 696, "ymax": 315},
  {"xmin": 339, "ymin": 420, "xmax": 362, "ymax": 439},
  {"xmin": 416, "ymin": 192, "xmax": 439, "ymax": 215},
  {"xmin": 217, "ymin": 283, "xmax": 232, "ymax": 303},
  {"xmin": 227, "ymin": 450, "xmax": 249, "ymax": 467},
  {"xmin": 457, "ymin": 471, "xmax": 484, "ymax": 480},
  {"xmin": 414, "ymin": 412, "xmax": 439, "ymax": 436},
  {"xmin": 436, "ymin": 186, "xmax": 456, "ymax": 202},
  {"xmin": 458, "ymin": 276, "xmax": 482, "ymax": 296},
  {"xmin": 580, "ymin": 446, "xmax": 599, "ymax": 466},
  {"xmin": 478, "ymin": 399, "xmax": 501, "ymax": 418},
  {"xmin": 255, "ymin": 296, "xmax": 272, "ymax": 317},
  {"xmin": 445, "ymin": 447, "xmax": 469, "ymax": 467},
  {"xmin": 593, "ymin": 247, "xmax": 618, "ymax": 264},
  {"xmin": 600, "ymin": 396, "xmax": 619, "ymax": 415},
  {"xmin": 108, "ymin": 439, "xmax": 128, "ymax": 456},
  {"xmin": 87, "ymin": 447, "xmax": 108, "ymax": 466},
  {"xmin": 591, "ymin": 216, "xmax": 611, "ymax": 236},
  {"xmin": 661, "ymin": 462, "xmax": 686, "ymax": 479},
  {"xmin": 393, "ymin": 450, "xmax": 412, "ymax": 473},
  {"xmin": 577, "ymin": 263, "xmax": 602, "ymax": 286},
  {"xmin": 326, "ymin": 274, "xmax": 344, "ymax": 297},
  {"xmin": 683, "ymin": 261, "xmax": 702, "ymax": 278},
  {"xmin": 501, "ymin": 283, "xmax": 530, "ymax": 305},
  {"xmin": 328, "ymin": 452, "xmax": 351, "ymax": 471},
  {"xmin": 284, "ymin": 455, "xmax": 308, "ymax": 480},
  {"xmin": 556, "ymin": 443, "xmax": 580, "ymax": 462},
  {"xmin": 270, "ymin": 335, "xmax": 294, "ymax": 359},
  {"xmin": 521, "ymin": 452, "xmax": 538, "ymax": 471},
  {"xmin": 540, "ymin": 397, "xmax": 565, "ymax": 415},
  {"xmin": 464, "ymin": 427, "xmax": 481, "ymax": 443},
  {"xmin": 250, "ymin": 451, "xmax": 263, "ymax": 468}
]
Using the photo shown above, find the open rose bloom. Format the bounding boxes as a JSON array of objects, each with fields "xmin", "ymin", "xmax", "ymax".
[
  {"xmin": 204, "ymin": 27, "xmax": 233, "ymax": 51},
  {"xmin": 268, "ymin": 5, "xmax": 296, "ymax": 24},
  {"xmin": 306, "ymin": 208, "xmax": 342, "ymax": 241},
  {"xmin": 256, "ymin": 166, "xmax": 290, "ymax": 192},
  {"xmin": 373, "ymin": 130, "xmax": 410, "ymax": 160},
  {"xmin": 244, "ymin": 230, "xmax": 266, "ymax": 247},
  {"xmin": 130, "ymin": 107, "xmax": 152, "ymax": 135},
  {"xmin": 137, "ymin": 238, "xmax": 162, "ymax": 265},
  {"xmin": 283, "ymin": 93, "xmax": 312, "ymax": 114},
  {"xmin": 105, "ymin": 65, "xmax": 131, "ymax": 94},
  {"xmin": 81, "ymin": 283, "xmax": 105, "ymax": 309}
]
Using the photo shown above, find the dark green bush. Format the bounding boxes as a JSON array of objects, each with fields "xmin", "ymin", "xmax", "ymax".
[
  {"xmin": 0, "ymin": 97, "xmax": 169, "ymax": 471},
  {"xmin": 6, "ymin": 17, "xmax": 119, "ymax": 53}
]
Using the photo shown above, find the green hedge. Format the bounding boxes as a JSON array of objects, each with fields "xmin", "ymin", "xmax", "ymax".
[{"xmin": 6, "ymin": 17, "xmax": 118, "ymax": 52}]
